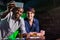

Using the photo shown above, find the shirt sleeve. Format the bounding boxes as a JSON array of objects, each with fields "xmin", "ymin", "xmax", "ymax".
[
  {"xmin": 1, "ymin": 12, "xmax": 12, "ymax": 21},
  {"xmin": 1, "ymin": 12, "xmax": 10, "ymax": 21},
  {"xmin": 20, "ymin": 18, "xmax": 27, "ymax": 34}
]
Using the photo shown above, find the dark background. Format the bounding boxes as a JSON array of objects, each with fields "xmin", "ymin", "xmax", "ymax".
[{"xmin": 0, "ymin": 0, "xmax": 60, "ymax": 40}]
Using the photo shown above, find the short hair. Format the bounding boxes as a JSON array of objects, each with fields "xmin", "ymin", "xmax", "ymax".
[{"xmin": 27, "ymin": 7, "xmax": 35, "ymax": 13}]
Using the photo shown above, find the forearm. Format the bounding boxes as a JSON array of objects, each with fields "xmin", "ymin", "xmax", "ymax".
[{"xmin": 1, "ymin": 11, "xmax": 10, "ymax": 19}]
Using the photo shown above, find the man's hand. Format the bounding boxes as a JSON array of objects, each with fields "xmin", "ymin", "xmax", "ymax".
[
  {"xmin": 40, "ymin": 30, "xmax": 45, "ymax": 36},
  {"xmin": 27, "ymin": 32, "xmax": 37, "ymax": 38}
]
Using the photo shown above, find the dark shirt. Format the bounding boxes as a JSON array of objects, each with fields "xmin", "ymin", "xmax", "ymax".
[{"xmin": 24, "ymin": 18, "xmax": 40, "ymax": 33}]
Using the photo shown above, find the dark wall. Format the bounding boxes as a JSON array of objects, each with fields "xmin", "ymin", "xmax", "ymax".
[
  {"xmin": 37, "ymin": 7, "xmax": 60, "ymax": 40},
  {"xmin": 46, "ymin": 7, "xmax": 60, "ymax": 40}
]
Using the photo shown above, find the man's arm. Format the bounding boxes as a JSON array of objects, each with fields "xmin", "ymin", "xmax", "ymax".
[
  {"xmin": 20, "ymin": 18, "xmax": 27, "ymax": 37},
  {"xmin": 1, "ymin": 10, "xmax": 10, "ymax": 19},
  {"xmin": 35, "ymin": 19, "xmax": 40, "ymax": 32},
  {"xmin": 20, "ymin": 18, "xmax": 27, "ymax": 34}
]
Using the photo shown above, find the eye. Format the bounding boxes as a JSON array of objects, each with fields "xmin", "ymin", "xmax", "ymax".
[{"xmin": 20, "ymin": 11, "xmax": 23, "ymax": 13}]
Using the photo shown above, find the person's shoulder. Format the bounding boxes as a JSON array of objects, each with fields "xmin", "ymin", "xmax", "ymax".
[
  {"xmin": 34, "ymin": 18, "xmax": 39, "ymax": 22},
  {"xmin": 24, "ymin": 18, "xmax": 28, "ymax": 23},
  {"xmin": 24, "ymin": 18, "xmax": 28, "ymax": 22},
  {"xmin": 34, "ymin": 18, "xmax": 39, "ymax": 25},
  {"xmin": 24, "ymin": 18, "xmax": 28, "ymax": 20},
  {"xmin": 20, "ymin": 17, "xmax": 24, "ymax": 19},
  {"xmin": 19, "ymin": 17, "xmax": 24, "ymax": 21}
]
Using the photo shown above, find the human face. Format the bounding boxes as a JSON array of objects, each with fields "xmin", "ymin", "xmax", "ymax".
[
  {"xmin": 15, "ymin": 8, "xmax": 23, "ymax": 18},
  {"xmin": 27, "ymin": 11, "xmax": 35, "ymax": 20}
]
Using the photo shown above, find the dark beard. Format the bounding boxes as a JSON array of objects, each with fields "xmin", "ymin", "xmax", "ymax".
[{"xmin": 12, "ymin": 15, "xmax": 19, "ymax": 21}]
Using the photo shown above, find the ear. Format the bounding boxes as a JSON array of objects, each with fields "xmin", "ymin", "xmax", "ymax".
[{"xmin": 33, "ymin": 13, "xmax": 35, "ymax": 17}]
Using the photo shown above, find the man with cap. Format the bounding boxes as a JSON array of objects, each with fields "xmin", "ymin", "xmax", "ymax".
[{"xmin": 0, "ymin": 7, "xmax": 26, "ymax": 39}]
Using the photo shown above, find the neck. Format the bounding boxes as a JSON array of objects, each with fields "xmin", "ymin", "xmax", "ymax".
[
  {"xmin": 29, "ymin": 18, "xmax": 33, "ymax": 22},
  {"xmin": 28, "ymin": 18, "xmax": 34, "ymax": 26},
  {"xmin": 12, "ymin": 16, "xmax": 19, "ymax": 21}
]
